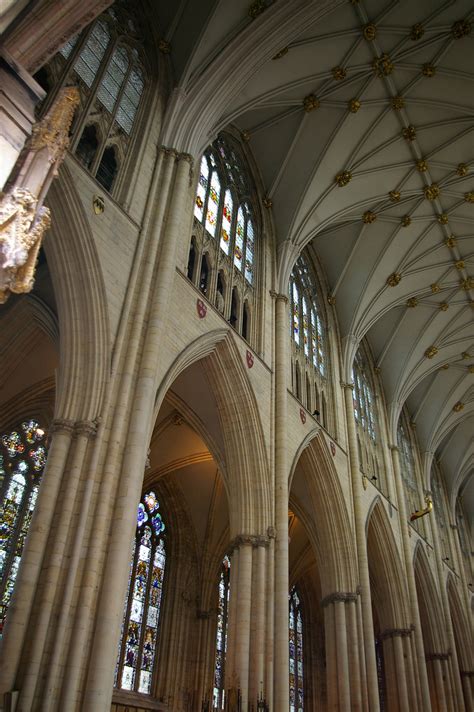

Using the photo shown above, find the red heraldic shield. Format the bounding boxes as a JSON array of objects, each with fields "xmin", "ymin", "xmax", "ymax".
[
  {"xmin": 196, "ymin": 298, "xmax": 207, "ymax": 319},
  {"xmin": 246, "ymin": 350, "xmax": 254, "ymax": 368}
]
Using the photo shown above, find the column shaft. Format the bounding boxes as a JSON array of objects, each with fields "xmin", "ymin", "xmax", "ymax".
[
  {"xmin": 392, "ymin": 635, "xmax": 409, "ymax": 711},
  {"xmin": 347, "ymin": 600, "xmax": 362, "ymax": 711},
  {"xmin": 433, "ymin": 659, "xmax": 447, "ymax": 712},
  {"xmin": 334, "ymin": 601, "xmax": 351, "ymax": 712},
  {"xmin": 324, "ymin": 604, "xmax": 337, "ymax": 711},
  {"xmin": 234, "ymin": 543, "xmax": 253, "ymax": 709}
]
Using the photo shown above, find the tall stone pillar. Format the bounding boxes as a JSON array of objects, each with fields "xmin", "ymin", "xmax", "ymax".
[
  {"xmin": 273, "ymin": 292, "xmax": 290, "ymax": 711},
  {"xmin": 342, "ymin": 383, "xmax": 380, "ymax": 712},
  {"xmin": 322, "ymin": 592, "xmax": 361, "ymax": 711},
  {"xmin": 389, "ymin": 445, "xmax": 432, "ymax": 710}
]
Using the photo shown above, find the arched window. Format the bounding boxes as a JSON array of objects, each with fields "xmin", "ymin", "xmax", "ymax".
[
  {"xmin": 0, "ymin": 419, "xmax": 48, "ymax": 635},
  {"xmin": 116, "ymin": 491, "xmax": 166, "ymax": 694},
  {"xmin": 352, "ymin": 349, "xmax": 376, "ymax": 441},
  {"xmin": 213, "ymin": 555, "xmax": 230, "ymax": 710},
  {"xmin": 397, "ymin": 421, "xmax": 416, "ymax": 492},
  {"xmin": 289, "ymin": 587, "xmax": 304, "ymax": 712},
  {"xmin": 192, "ymin": 136, "xmax": 258, "ymax": 286},
  {"xmin": 290, "ymin": 256, "xmax": 326, "ymax": 377},
  {"xmin": 42, "ymin": 5, "xmax": 147, "ymax": 195}
]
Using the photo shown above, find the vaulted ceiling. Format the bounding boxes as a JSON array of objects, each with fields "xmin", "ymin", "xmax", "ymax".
[{"xmin": 159, "ymin": 0, "xmax": 474, "ymax": 527}]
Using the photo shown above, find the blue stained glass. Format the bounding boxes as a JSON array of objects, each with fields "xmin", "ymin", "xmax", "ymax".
[
  {"xmin": 213, "ymin": 556, "xmax": 230, "ymax": 709},
  {"xmin": 289, "ymin": 587, "xmax": 304, "ymax": 710}
]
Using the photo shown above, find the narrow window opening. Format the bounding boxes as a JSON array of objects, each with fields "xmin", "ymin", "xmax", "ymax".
[
  {"xmin": 96, "ymin": 145, "xmax": 118, "ymax": 192},
  {"xmin": 187, "ymin": 238, "xmax": 196, "ymax": 282},
  {"xmin": 76, "ymin": 124, "xmax": 99, "ymax": 169},
  {"xmin": 230, "ymin": 287, "xmax": 238, "ymax": 328},
  {"xmin": 216, "ymin": 272, "xmax": 225, "ymax": 314},
  {"xmin": 242, "ymin": 301, "xmax": 250, "ymax": 340},
  {"xmin": 199, "ymin": 254, "xmax": 210, "ymax": 296}
]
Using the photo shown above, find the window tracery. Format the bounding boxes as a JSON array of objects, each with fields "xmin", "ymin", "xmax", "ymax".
[
  {"xmin": 115, "ymin": 491, "xmax": 166, "ymax": 694},
  {"xmin": 289, "ymin": 586, "xmax": 304, "ymax": 712},
  {"xmin": 188, "ymin": 134, "xmax": 259, "ymax": 343},
  {"xmin": 38, "ymin": 3, "xmax": 147, "ymax": 195},
  {"xmin": 289, "ymin": 254, "xmax": 330, "ymax": 430},
  {"xmin": 213, "ymin": 555, "xmax": 230, "ymax": 710},
  {"xmin": 0, "ymin": 419, "xmax": 47, "ymax": 635}
]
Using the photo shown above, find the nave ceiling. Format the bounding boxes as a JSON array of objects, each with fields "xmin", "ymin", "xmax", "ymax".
[{"xmin": 155, "ymin": 0, "xmax": 474, "ymax": 527}]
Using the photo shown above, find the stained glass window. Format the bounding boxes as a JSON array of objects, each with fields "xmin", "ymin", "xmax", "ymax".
[
  {"xmin": 117, "ymin": 67, "xmax": 144, "ymax": 134},
  {"xmin": 116, "ymin": 491, "xmax": 166, "ymax": 694},
  {"xmin": 97, "ymin": 45, "xmax": 129, "ymax": 113},
  {"xmin": 352, "ymin": 349, "xmax": 376, "ymax": 441},
  {"xmin": 289, "ymin": 587, "xmax": 304, "ymax": 712},
  {"xmin": 213, "ymin": 556, "xmax": 230, "ymax": 710},
  {"xmin": 290, "ymin": 256, "xmax": 326, "ymax": 376},
  {"xmin": 73, "ymin": 20, "xmax": 111, "ymax": 88},
  {"xmin": 192, "ymin": 137, "xmax": 257, "ymax": 285},
  {"xmin": 0, "ymin": 419, "xmax": 47, "ymax": 636}
]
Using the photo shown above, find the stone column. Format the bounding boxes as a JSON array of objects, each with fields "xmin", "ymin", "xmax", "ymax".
[
  {"xmin": 324, "ymin": 601, "xmax": 337, "ymax": 711},
  {"xmin": 334, "ymin": 600, "xmax": 351, "ymax": 711},
  {"xmin": 460, "ymin": 671, "xmax": 473, "ymax": 711},
  {"xmin": 403, "ymin": 632, "xmax": 418, "ymax": 709},
  {"xmin": 390, "ymin": 445, "xmax": 432, "ymax": 710},
  {"xmin": 0, "ymin": 418, "xmax": 74, "ymax": 701},
  {"xmin": 342, "ymin": 383, "xmax": 380, "ymax": 712},
  {"xmin": 265, "ymin": 528, "xmax": 275, "ymax": 712},
  {"xmin": 429, "ymin": 655, "xmax": 448, "ymax": 712},
  {"xmin": 249, "ymin": 539, "xmax": 267, "ymax": 705},
  {"xmin": 81, "ymin": 152, "xmax": 194, "ymax": 711},
  {"xmin": 392, "ymin": 632, "xmax": 410, "ymax": 711},
  {"xmin": 233, "ymin": 538, "xmax": 253, "ymax": 709},
  {"xmin": 18, "ymin": 420, "xmax": 96, "ymax": 711},
  {"xmin": 273, "ymin": 292, "xmax": 290, "ymax": 711},
  {"xmin": 225, "ymin": 547, "xmax": 240, "ymax": 692},
  {"xmin": 322, "ymin": 592, "xmax": 360, "ymax": 711},
  {"xmin": 347, "ymin": 598, "xmax": 362, "ymax": 710}
]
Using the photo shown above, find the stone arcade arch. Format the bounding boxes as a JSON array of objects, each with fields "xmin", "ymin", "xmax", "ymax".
[{"xmin": 447, "ymin": 576, "xmax": 474, "ymax": 710}]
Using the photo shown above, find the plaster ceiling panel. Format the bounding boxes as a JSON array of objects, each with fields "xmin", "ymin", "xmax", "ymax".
[
  {"xmin": 406, "ymin": 368, "xmax": 436, "ymax": 416},
  {"xmin": 416, "ymin": 119, "xmax": 473, "ymax": 159},
  {"xmin": 311, "ymin": 221, "xmax": 361, "ymax": 288},
  {"xmin": 429, "ymin": 138, "xmax": 474, "ymax": 166},
  {"xmin": 365, "ymin": 304, "xmax": 405, "ymax": 361},
  {"xmin": 151, "ymin": 419, "xmax": 207, "ymax": 471}
]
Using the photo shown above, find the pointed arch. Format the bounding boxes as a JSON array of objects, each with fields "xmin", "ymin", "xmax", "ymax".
[
  {"xmin": 413, "ymin": 543, "xmax": 445, "ymax": 654},
  {"xmin": 447, "ymin": 576, "xmax": 472, "ymax": 672},
  {"xmin": 367, "ymin": 499, "xmax": 408, "ymax": 628}
]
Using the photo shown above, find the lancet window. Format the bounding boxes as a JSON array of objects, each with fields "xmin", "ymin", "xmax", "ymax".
[
  {"xmin": 0, "ymin": 419, "xmax": 47, "ymax": 635},
  {"xmin": 37, "ymin": 3, "xmax": 147, "ymax": 195},
  {"xmin": 115, "ymin": 491, "xmax": 166, "ymax": 694},
  {"xmin": 213, "ymin": 555, "xmax": 231, "ymax": 710},
  {"xmin": 289, "ymin": 254, "xmax": 330, "ymax": 430},
  {"xmin": 188, "ymin": 135, "xmax": 259, "ymax": 343},
  {"xmin": 352, "ymin": 349, "xmax": 376, "ymax": 441},
  {"xmin": 289, "ymin": 587, "xmax": 304, "ymax": 712}
]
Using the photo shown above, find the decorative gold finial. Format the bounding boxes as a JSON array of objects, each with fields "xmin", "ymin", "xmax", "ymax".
[
  {"xmin": 407, "ymin": 297, "xmax": 418, "ymax": 308},
  {"xmin": 422, "ymin": 64, "xmax": 436, "ymax": 77},
  {"xmin": 455, "ymin": 260, "xmax": 465, "ymax": 270},
  {"xmin": 431, "ymin": 283, "xmax": 441, "ymax": 294},
  {"xmin": 410, "ymin": 24, "xmax": 424, "ymax": 40},
  {"xmin": 333, "ymin": 66, "xmax": 347, "ymax": 81},
  {"xmin": 445, "ymin": 236, "xmax": 457, "ymax": 248},
  {"xmin": 362, "ymin": 210, "xmax": 376, "ymax": 224},
  {"xmin": 348, "ymin": 99, "xmax": 361, "ymax": 113},
  {"xmin": 389, "ymin": 190, "xmax": 401, "ymax": 202},
  {"xmin": 464, "ymin": 191, "xmax": 474, "ymax": 203},
  {"xmin": 401, "ymin": 216, "xmax": 411, "ymax": 227},
  {"xmin": 391, "ymin": 96, "xmax": 405, "ymax": 110},
  {"xmin": 158, "ymin": 39, "xmax": 171, "ymax": 54},
  {"xmin": 373, "ymin": 53, "xmax": 394, "ymax": 76},
  {"xmin": 363, "ymin": 23, "xmax": 377, "ymax": 40},
  {"xmin": 272, "ymin": 47, "xmax": 289, "ymax": 60},
  {"xmin": 303, "ymin": 94, "xmax": 320, "ymax": 112},
  {"xmin": 452, "ymin": 19, "xmax": 471, "ymax": 39},
  {"xmin": 424, "ymin": 183, "xmax": 440, "ymax": 200},
  {"xmin": 425, "ymin": 345, "xmax": 438, "ymax": 359},
  {"xmin": 452, "ymin": 401, "xmax": 464, "ymax": 412},
  {"xmin": 456, "ymin": 163, "xmax": 468, "ymax": 176},
  {"xmin": 437, "ymin": 213, "xmax": 449, "ymax": 224},
  {"xmin": 416, "ymin": 159, "xmax": 428, "ymax": 172},
  {"xmin": 335, "ymin": 170, "xmax": 352, "ymax": 187},
  {"xmin": 439, "ymin": 302, "xmax": 449, "ymax": 311},
  {"xmin": 402, "ymin": 126, "xmax": 416, "ymax": 141},
  {"xmin": 387, "ymin": 273, "xmax": 402, "ymax": 287}
]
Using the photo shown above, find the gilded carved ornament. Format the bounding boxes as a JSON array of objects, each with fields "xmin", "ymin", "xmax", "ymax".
[
  {"xmin": 461, "ymin": 352, "xmax": 470, "ymax": 360},
  {"xmin": 333, "ymin": 66, "xmax": 347, "ymax": 81},
  {"xmin": 424, "ymin": 183, "xmax": 440, "ymax": 201},
  {"xmin": 416, "ymin": 159, "xmax": 428, "ymax": 172},
  {"xmin": 452, "ymin": 19, "xmax": 471, "ymax": 39},
  {"xmin": 0, "ymin": 87, "xmax": 79, "ymax": 303},
  {"xmin": 410, "ymin": 24, "xmax": 424, "ymax": 40},
  {"xmin": 327, "ymin": 294, "xmax": 336, "ymax": 305},
  {"xmin": 455, "ymin": 260, "xmax": 465, "ymax": 270},
  {"xmin": 391, "ymin": 96, "xmax": 405, "ymax": 110},
  {"xmin": 348, "ymin": 99, "xmax": 361, "ymax": 113},
  {"xmin": 422, "ymin": 64, "xmax": 436, "ymax": 77},
  {"xmin": 437, "ymin": 213, "xmax": 449, "ymax": 225},
  {"xmin": 440, "ymin": 363, "xmax": 449, "ymax": 370},
  {"xmin": 158, "ymin": 39, "xmax": 171, "ymax": 54},
  {"xmin": 335, "ymin": 170, "xmax": 352, "ymax": 187},
  {"xmin": 272, "ymin": 47, "xmax": 288, "ymax": 60},
  {"xmin": 425, "ymin": 345, "xmax": 438, "ymax": 359},
  {"xmin": 362, "ymin": 210, "xmax": 376, "ymax": 224},
  {"xmin": 464, "ymin": 191, "xmax": 474, "ymax": 203},
  {"xmin": 452, "ymin": 401, "xmax": 464, "ymax": 412},
  {"xmin": 402, "ymin": 125, "xmax": 416, "ymax": 141},
  {"xmin": 445, "ymin": 236, "xmax": 457, "ymax": 248},
  {"xmin": 456, "ymin": 163, "xmax": 468, "ymax": 177},
  {"xmin": 460, "ymin": 277, "xmax": 474, "ymax": 290},
  {"xmin": 387, "ymin": 272, "xmax": 402, "ymax": 287},
  {"xmin": 468, "ymin": 365, "xmax": 474, "ymax": 373},
  {"xmin": 431, "ymin": 283, "xmax": 441, "ymax": 293},
  {"xmin": 263, "ymin": 197, "xmax": 272, "ymax": 208},
  {"xmin": 407, "ymin": 297, "xmax": 418, "ymax": 308},
  {"xmin": 439, "ymin": 302, "xmax": 449, "ymax": 311},
  {"xmin": 389, "ymin": 190, "xmax": 401, "ymax": 202},
  {"xmin": 241, "ymin": 130, "xmax": 251, "ymax": 142},
  {"xmin": 373, "ymin": 53, "xmax": 394, "ymax": 76},
  {"xmin": 401, "ymin": 216, "xmax": 411, "ymax": 227},
  {"xmin": 363, "ymin": 23, "xmax": 377, "ymax": 41},
  {"xmin": 303, "ymin": 94, "xmax": 320, "ymax": 112},
  {"xmin": 248, "ymin": 0, "xmax": 266, "ymax": 19}
]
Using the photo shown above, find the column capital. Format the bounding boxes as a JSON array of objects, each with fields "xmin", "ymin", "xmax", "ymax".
[
  {"xmin": 340, "ymin": 381, "xmax": 354, "ymax": 390},
  {"xmin": 228, "ymin": 533, "xmax": 270, "ymax": 552},
  {"xmin": 50, "ymin": 418, "xmax": 75, "ymax": 435},
  {"xmin": 389, "ymin": 444, "xmax": 399, "ymax": 453},
  {"xmin": 380, "ymin": 627, "xmax": 412, "ymax": 640},
  {"xmin": 321, "ymin": 591, "xmax": 358, "ymax": 608},
  {"xmin": 267, "ymin": 525, "xmax": 277, "ymax": 539},
  {"xmin": 269, "ymin": 289, "xmax": 288, "ymax": 304},
  {"xmin": 158, "ymin": 145, "xmax": 179, "ymax": 159},
  {"xmin": 74, "ymin": 419, "xmax": 98, "ymax": 438},
  {"xmin": 426, "ymin": 652, "xmax": 450, "ymax": 661}
]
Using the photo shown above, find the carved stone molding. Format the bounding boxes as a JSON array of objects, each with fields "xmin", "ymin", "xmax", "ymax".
[
  {"xmin": 340, "ymin": 381, "xmax": 354, "ymax": 390},
  {"xmin": 229, "ymin": 534, "xmax": 270, "ymax": 552},
  {"xmin": 380, "ymin": 627, "xmax": 412, "ymax": 640},
  {"xmin": 267, "ymin": 526, "xmax": 277, "ymax": 539},
  {"xmin": 269, "ymin": 289, "xmax": 288, "ymax": 304},
  {"xmin": 50, "ymin": 418, "xmax": 75, "ymax": 435},
  {"xmin": 321, "ymin": 591, "xmax": 358, "ymax": 608},
  {"xmin": 74, "ymin": 420, "xmax": 98, "ymax": 438},
  {"xmin": 426, "ymin": 652, "xmax": 450, "ymax": 661}
]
